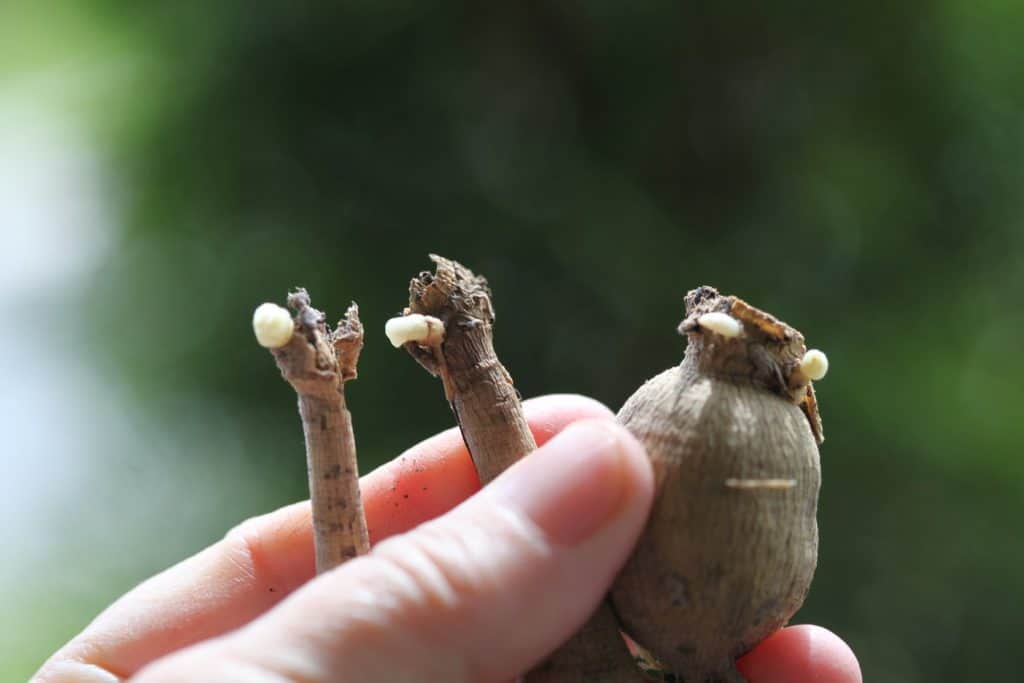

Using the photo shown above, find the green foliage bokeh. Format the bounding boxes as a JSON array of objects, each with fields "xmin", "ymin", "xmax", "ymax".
[{"xmin": 7, "ymin": 2, "xmax": 1024, "ymax": 681}]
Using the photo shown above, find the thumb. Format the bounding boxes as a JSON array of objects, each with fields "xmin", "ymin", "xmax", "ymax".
[{"xmin": 136, "ymin": 419, "xmax": 653, "ymax": 683}]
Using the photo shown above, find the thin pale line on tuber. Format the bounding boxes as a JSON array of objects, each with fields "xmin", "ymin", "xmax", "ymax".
[{"xmin": 724, "ymin": 478, "xmax": 798, "ymax": 490}]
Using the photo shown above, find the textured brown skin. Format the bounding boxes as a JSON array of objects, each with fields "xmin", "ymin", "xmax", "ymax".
[
  {"xmin": 404, "ymin": 255, "xmax": 537, "ymax": 483},
  {"xmin": 402, "ymin": 256, "xmax": 641, "ymax": 681},
  {"xmin": 610, "ymin": 287, "xmax": 822, "ymax": 683},
  {"xmin": 270, "ymin": 290, "xmax": 370, "ymax": 572},
  {"xmin": 527, "ymin": 605, "xmax": 643, "ymax": 681}
]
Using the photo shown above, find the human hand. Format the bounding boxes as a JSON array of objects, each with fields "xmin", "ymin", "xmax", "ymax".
[{"xmin": 36, "ymin": 395, "xmax": 861, "ymax": 683}]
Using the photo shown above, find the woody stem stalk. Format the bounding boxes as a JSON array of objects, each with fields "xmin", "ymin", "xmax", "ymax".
[
  {"xmin": 265, "ymin": 289, "xmax": 370, "ymax": 572},
  {"xmin": 397, "ymin": 255, "xmax": 640, "ymax": 682}
]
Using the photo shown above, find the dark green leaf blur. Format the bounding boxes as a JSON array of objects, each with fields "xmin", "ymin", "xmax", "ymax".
[{"xmin": 4, "ymin": 2, "xmax": 1022, "ymax": 681}]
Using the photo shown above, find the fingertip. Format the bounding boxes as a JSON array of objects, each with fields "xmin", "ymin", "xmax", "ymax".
[
  {"xmin": 522, "ymin": 394, "xmax": 615, "ymax": 443},
  {"xmin": 599, "ymin": 418, "xmax": 654, "ymax": 503},
  {"xmin": 559, "ymin": 418, "xmax": 654, "ymax": 511},
  {"xmin": 523, "ymin": 393, "xmax": 615, "ymax": 417},
  {"xmin": 738, "ymin": 624, "xmax": 862, "ymax": 683}
]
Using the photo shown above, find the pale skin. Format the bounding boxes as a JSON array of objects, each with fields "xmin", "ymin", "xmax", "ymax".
[{"xmin": 35, "ymin": 395, "xmax": 861, "ymax": 683}]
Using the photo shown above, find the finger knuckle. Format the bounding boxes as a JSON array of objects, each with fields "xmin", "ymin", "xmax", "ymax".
[{"xmin": 222, "ymin": 515, "xmax": 271, "ymax": 586}]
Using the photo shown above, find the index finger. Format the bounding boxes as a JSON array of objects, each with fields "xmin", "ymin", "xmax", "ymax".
[{"xmin": 35, "ymin": 395, "xmax": 613, "ymax": 681}]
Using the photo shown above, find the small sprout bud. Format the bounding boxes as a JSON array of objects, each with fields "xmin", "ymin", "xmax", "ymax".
[
  {"xmin": 799, "ymin": 349, "xmax": 829, "ymax": 381},
  {"xmin": 697, "ymin": 312, "xmax": 744, "ymax": 338},
  {"xmin": 253, "ymin": 302, "xmax": 294, "ymax": 348},
  {"xmin": 384, "ymin": 313, "xmax": 445, "ymax": 348}
]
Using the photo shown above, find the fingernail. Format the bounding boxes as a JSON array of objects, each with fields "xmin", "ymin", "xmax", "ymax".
[{"xmin": 488, "ymin": 420, "xmax": 633, "ymax": 546}]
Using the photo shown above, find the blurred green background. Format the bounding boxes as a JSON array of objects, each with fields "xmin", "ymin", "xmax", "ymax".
[{"xmin": 2, "ymin": 2, "xmax": 1022, "ymax": 681}]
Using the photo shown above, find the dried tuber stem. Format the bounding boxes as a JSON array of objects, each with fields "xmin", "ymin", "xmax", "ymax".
[
  {"xmin": 257, "ymin": 289, "xmax": 370, "ymax": 573},
  {"xmin": 393, "ymin": 255, "xmax": 640, "ymax": 682},
  {"xmin": 400, "ymin": 255, "xmax": 536, "ymax": 482}
]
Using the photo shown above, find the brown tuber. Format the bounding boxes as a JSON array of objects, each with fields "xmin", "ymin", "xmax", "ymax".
[{"xmin": 610, "ymin": 286, "xmax": 826, "ymax": 683}]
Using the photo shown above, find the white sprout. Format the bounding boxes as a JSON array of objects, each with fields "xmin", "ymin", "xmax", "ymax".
[
  {"xmin": 799, "ymin": 349, "xmax": 829, "ymax": 381},
  {"xmin": 697, "ymin": 312, "xmax": 744, "ymax": 338},
  {"xmin": 253, "ymin": 302, "xmax": 295, "ymax": 349},
  {"xmin": 384, "ymin": 314, "xmax": 445, "ymax": 348}
]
